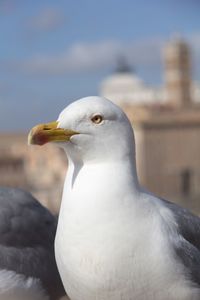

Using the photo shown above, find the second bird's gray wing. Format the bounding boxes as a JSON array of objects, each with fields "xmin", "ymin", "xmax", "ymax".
[
  {"xmin": 0, "ymin": 187, "xmax": 66, "ymax": 300},
  {"xmin": 161, "ymin": 198, "xmax": 200, "ymax": 286}
]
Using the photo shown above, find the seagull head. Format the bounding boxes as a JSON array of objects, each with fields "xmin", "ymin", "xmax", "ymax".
[{"xmin": 28, "ymin": 96, "xmax": 136, "ymax": 164}]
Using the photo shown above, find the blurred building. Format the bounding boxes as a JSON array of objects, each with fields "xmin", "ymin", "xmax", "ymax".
[
  {"xmin": 101, "ymin": 57, "xmax": 165, "ymax": 106},
  {"xmin": 1, "ymin": 37, "xmax": 200, "ymax": 214},
  {"xmin": 101, "ymin": 38, "xmax": 200, "ymax": 106},
  {"xmin": 101, "ymin": 37, "xmax": 200, "ymax": 212},
  {"xmin": 0, "ymin": 133, "xmax": 67, "ymax": 214}
]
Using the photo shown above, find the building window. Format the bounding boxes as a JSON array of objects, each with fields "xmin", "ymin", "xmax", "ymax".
[{"xmin": 181, "ymin": 169, "xmax": 191, "ymax": 196}]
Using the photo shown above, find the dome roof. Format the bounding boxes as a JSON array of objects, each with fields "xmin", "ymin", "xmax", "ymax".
[{"xmin": 100, "ymin": 71, "xmax": 163, "ymax": 106}]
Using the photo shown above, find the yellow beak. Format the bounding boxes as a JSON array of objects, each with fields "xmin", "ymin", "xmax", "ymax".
[{"xmin": 28, "ymin": 121, "xmax": 78, "ymax": 146}]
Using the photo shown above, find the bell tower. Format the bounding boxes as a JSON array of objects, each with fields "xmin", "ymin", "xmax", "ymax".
[{"xmin": 164, "ymin": 37, "xmax": 191, "ymax": 107}]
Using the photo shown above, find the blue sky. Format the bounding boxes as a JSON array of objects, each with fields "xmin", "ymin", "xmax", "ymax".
[{"xmin": 0, "ymin": 0, "xmax": 200, "ymax": 131}]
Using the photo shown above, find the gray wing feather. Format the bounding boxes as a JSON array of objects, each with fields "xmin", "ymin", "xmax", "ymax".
[
  {"xmin": 0, "ymin": 187, "xmax": 65, "ymax": 300},
  {"xmin": 161, "ymin": 198, "xmax": 200, "ymax": 286},
  {"xmin": 162, "ymin": 199, "xmax": 200, "ymax": 250}
]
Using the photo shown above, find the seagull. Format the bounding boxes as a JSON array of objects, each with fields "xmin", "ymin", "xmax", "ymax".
[
  {"xmin": 29, "ymin": 96, "xmax": 200, "ymax": 300},
  {"xmin": 0, "ymin": 187, "xmax": 66, "ymax": 300}
]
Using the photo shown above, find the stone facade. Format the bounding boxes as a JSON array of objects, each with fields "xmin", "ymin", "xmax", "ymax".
[
  {"xmin": 164, "ymin": 38, "xmax": 191, "ymax": 107},
  {"xmin": 123, "ymin": 104, "xmax": 200, "ymax": 212}
]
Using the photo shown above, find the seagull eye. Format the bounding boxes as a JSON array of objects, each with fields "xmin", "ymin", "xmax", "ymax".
[{"xmin": 91, "ymin": 115, "xmax": 103, "ymax": 124}]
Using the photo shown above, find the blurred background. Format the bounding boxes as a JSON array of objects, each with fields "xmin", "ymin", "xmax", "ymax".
[{"xmin": 0, "ymin": 0, "xmax": 200, "ymax": 214}]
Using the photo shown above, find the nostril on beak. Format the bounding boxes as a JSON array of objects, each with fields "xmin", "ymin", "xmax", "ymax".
[{"xmin": 43, "ymin": 125, "xmax": 51, "ymax": 131}]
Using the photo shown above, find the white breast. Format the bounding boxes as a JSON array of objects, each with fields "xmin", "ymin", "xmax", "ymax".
[
  {"xmin": 55, "ymin": 164, "xmax": 200, "ymax": 300},
  {"xmin": 56, "ymin": 200, "xmax": 200, "ymax": 299}
]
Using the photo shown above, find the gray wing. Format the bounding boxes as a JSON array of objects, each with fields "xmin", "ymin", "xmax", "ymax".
[
  {"xmin": 161, "ymin": 198, "xmax": 200, "ymax": 286},
  {"xmin": 0, "ymin": 187, "xmax": 65, "ymax": 300}
]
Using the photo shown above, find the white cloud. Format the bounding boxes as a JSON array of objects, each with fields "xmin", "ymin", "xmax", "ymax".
[
  {"xmin": 4, "ymin": 34, "xmax": 200, "ymax": 78},
  {"xmin": 19, "ymin": 40, "xmax": 122, "ymax": 74},
  {"xmin": 28, "ymin": 7, "xmax": 65, "ymax": 32},
  {"xmin": 13, "ymin": 38, "xmax": 164, "ymax": 75}
]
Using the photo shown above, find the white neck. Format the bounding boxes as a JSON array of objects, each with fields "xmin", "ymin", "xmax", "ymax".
[{"xmin": 60, "ymin": 154, "xmax": 140, "ymax": 219}]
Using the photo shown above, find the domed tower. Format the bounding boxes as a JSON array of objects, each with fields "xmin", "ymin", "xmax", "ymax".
[
  {"xmin": 164, "ymin": 37, "xmax": 191, "ymax": 107},
  {"xmin": 100, "ymin": 57, "xmax": 146, "ymax": 106}
]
